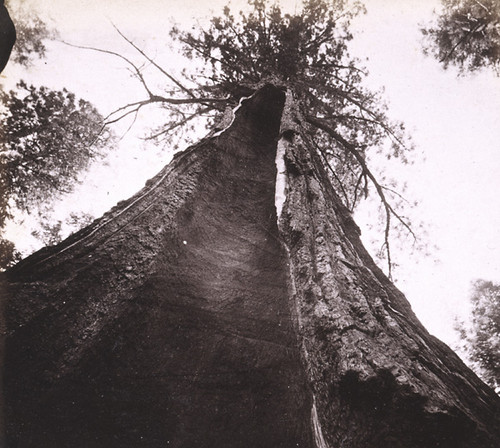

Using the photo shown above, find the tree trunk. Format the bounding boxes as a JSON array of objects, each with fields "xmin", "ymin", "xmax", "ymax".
[
  {"xmin": 0, "ymin": 1, "xmax": 16, "ymax": 74},
  {"xmin": 1, "ymin": 84, "xmax": 499, "ymax": 447}
]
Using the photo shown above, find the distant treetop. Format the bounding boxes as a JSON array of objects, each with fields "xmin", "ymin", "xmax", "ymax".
[{"xmin": 422, "ymin": 0, "xmax": 500, "ymax": 75}]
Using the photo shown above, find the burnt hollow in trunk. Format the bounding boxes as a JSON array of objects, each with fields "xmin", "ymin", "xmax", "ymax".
[
  {"xmin": 2, "ymin": 85, "xmax": 314, "ymax": 448},
  {"xmin": 2, "ymin": 84, "xmax": 500, "ymax": 448}
]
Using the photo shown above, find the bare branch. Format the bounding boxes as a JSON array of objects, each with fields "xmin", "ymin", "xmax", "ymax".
[
  {"xmin": 61, "ymin": 41, "xmax": 155, "ymax": 98},
  {"xmin": 440, "ymin": 21, "xmax": 485, "ymax": 63},
  {"xmin": 118, "ymin": 108, "xmax": 140, "ymax": 141},
  {"xmin": 103, "ymin": 99, "xmax": 148, "ymax": 122},
  {"xmin": 105, "ymin": 103, "xmax": 146, "ymax": 126},
  {"xmin": 381, "ymin": 185, "xmax": 410, "ymax": 204},
  {"xmin": 111, "ymin": 23, "xmax": 198, "ymax": 99},
  {"xmin": 145, "ymin": 106, "xmax": 212, "ymax": 140},
  {"xmin": 311, "ymin": 135, "xmax": 352, "ymax": 209},
  {"xmin": 63, "ymin": 36, "xmax": 229, "ymax": 114},
  {"xmin": 307, "ymin": 115, "xmax": 416, "ymax": 275}
]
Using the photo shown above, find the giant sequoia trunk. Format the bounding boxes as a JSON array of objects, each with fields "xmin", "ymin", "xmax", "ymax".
[{"xmin": 1, "ymin": 84, "xmax": 499, "ymax": 447}]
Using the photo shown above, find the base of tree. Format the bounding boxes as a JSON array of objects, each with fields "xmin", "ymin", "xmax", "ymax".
[{"xmin": 1, "ymin": 84, "xmax": 499, "ymax": 447}]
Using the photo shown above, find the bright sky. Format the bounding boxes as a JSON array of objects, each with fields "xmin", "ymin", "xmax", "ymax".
[{"xmin": 2, "ymin": 0, "xmax": 500, "ymax": 348}]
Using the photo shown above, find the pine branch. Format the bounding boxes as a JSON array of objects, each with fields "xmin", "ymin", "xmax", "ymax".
[
  {"xmin": 307, "ymin": 115, "xmax": 416, "ymax": 277},
  {"xmin": 312, "ymin": 135, "xmax": 352, "ymax": 209},
  {"xmin": 314, "ymin": 85, "xmax": 411, "ymax": 153}
]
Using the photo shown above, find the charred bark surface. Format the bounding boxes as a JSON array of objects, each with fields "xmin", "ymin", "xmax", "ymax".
[
  {"xmin": 2, "ymin": 85, "xmax": 314, "ymax": 447},
  {"xmin": 1, "ymin": 84, "xmax": 500, "ymax": 447},
  {"xmin": 279, "ymin": 120, "xmax": 500, "ymax": 447}
]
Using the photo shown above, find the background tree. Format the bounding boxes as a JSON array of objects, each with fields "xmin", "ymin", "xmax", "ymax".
[
  {"xmin": 422, "ymin": 0, "xmax": 500, "ymax": 74},
  {"xmin": 4, "ymin": 0, "xmax": 55, "ymax": 68},
  {"xmin": 0, "ymin": 238, "xmax": 20, "ymax": 268},
  {"xmin": 0, "ymin": 82, "xmax": 114, "ymax": 268},
  {"xmin": 456, "ymin": 279, "xmax": 500, "ymax": 393},
  {"xmin": 30, "ymin": 211, "xmax": 94, "ymax": 247},
  {"xmin": 0, "ymin": 2, "xmax": 112, "ymax": 269}
]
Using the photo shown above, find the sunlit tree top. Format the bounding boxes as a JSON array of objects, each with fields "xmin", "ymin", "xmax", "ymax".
[{"xmin": 59, "ymin": 0, "xmax": 421, "ymax": 274}]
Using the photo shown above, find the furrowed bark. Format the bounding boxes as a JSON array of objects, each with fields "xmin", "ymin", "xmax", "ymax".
[
  {"xmin": 278, "ymin": 90, "xmax": 500, "ymax": 447},
  {"xmin": 1, "ymin": 84, "xmax": 499, "ymax": 447}
]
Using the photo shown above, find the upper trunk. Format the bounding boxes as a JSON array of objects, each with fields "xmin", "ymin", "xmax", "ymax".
[{"xmin": 1, "ymin": 84, "xmax": 499, "ymax": 448}]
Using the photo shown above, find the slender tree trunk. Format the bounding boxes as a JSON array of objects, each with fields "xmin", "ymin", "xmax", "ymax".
[{"xmin": 1, "ymin": 84, "xmax": 499, "ymax": 447}]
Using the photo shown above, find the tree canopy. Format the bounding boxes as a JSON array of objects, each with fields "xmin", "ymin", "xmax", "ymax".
[
  {"xmin": 0, "ymin": 82, "xmax": 112, "ymax": 215},
  {"xmin": 456, "ymin": 279, "xmax": 500, "ymax": 393},
  {"xmin": 0, "ymin": 82, "xmax": 114, "ymax": 268},
  {"xmin": 171, "ymin": 0, "xmax": 413, "ymax": 208},
  {"xmin": 90, "ymin": 0, "xmax": 417, "ymax": 274},
  {"xmin": 422, "ymin": 0, "xmax": 500, "ymax": 74}
]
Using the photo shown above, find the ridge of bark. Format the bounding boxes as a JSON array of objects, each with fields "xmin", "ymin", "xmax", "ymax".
[
  {"xmin": 275, "ymin": 88, "xmax": 500, "ymax": 447},
  {"xmin": 1, "ymin": 84, "xmax": 499, "ymax": 447}
]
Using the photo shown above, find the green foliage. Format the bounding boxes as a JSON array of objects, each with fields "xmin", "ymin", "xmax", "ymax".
[
  {"xmin": 0, "ymin": 82, "xmax": 113, "ymax": 217},
  {"xmin": 31, "ymin": 211, "xmax": 94, "ymax": 247},
  {"xmin": 0, "ymin": 82, "xmax": 113, "ymax": 268},
  {"xmin": 169, "ymin": 0, "xmax": 413, "ymax": 212},
  {"xmin": 422, "ymin": 0, "xmax": 500, "ymax": 75},
  {"xmin": 0, "ymin": 237, "xmax": 21, "ymax": 269},
  {"xmin": 456, "ymin": 279, "xmax": 500, "ymax": 392}
]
